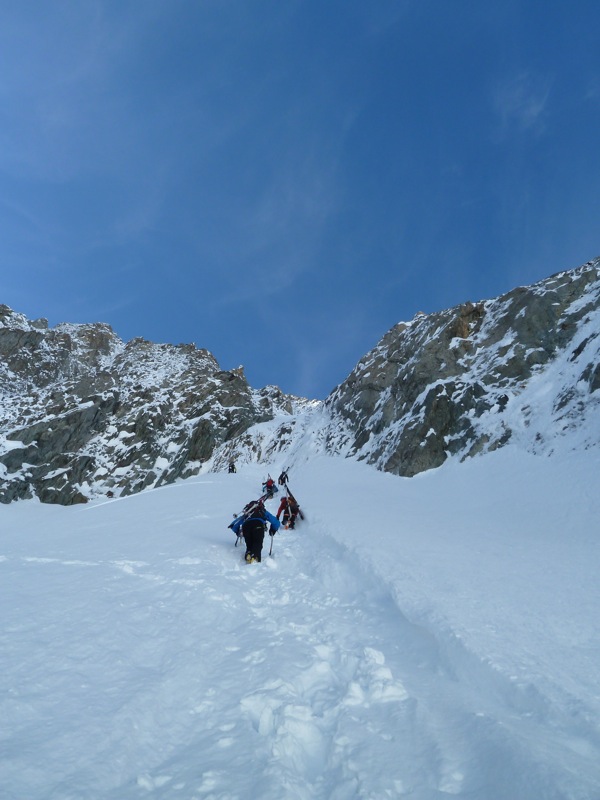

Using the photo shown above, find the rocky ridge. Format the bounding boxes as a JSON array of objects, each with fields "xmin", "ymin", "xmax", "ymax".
[
  {"xmin": 1, "ymin": 256, "xmax": 599, "ymax": 504},
  {"xmin": 0, "ymin": 307, "xmax": 307, "ymax": 504},
  {"xmin": 321, "ymin": 257, "xmax": 600, "ymax": 474}
]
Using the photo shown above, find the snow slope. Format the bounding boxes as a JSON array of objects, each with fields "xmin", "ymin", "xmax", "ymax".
[{"xmin": 1, "ymin": 449, "xmax": 599, "ymax": 799}]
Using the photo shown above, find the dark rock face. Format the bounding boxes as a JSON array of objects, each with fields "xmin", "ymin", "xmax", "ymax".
[
  {"xmin": 0, "ymin": 308, "xmax": 296, "ymax": 504},
  {"xmin": 325, "ymin": 258, "xmax": 600, "ymax": 475},
  {"xmin": 2, "ymin": 256, "xmax": 599, "ymax": 503}
]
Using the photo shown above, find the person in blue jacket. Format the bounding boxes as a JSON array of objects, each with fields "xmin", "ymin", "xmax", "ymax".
[{"xmin": 231, "ymin": 500, "xmax": 280, "ymax": 563}]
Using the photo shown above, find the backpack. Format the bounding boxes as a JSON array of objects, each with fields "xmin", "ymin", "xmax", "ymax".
[
  {"xmin": 242, "ymin": 500, "xmax": 265, "ymax": 517},
  {"xmin": 241, "ymin": 501, "xmax": 267, "ymax": 537}
]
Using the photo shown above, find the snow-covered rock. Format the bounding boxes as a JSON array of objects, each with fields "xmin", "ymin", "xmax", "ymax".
[
  {"xmin": 0, "ymin": 306, "xmax": 303, "ymax": 504},
  {"xmin": 324, "ymin": 257, "xmax": 600, "ymax": 474},
  {"xmin": 1, "ymin": 255, "xmax": 599, "ymax": 504}
]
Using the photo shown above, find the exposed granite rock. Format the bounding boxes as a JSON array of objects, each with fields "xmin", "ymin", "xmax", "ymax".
[
  {"xmin": 0, "ymin": 309, "xmax": 300, "ymax": 504},
  {"xmin": 325, "ymin": 258, "xmax": 600, "ymax": 475},
  {"xmin": 2, "ymin": 256, "xmax": 599, "ymax": 502}
]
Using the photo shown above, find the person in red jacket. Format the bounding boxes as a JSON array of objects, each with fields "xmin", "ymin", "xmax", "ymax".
[
  {"xmin": 276, "ymin": 494, "xmax": 301, "ymax": 530},
  {"xmin": 262, "ymin": 476, "xmax": 278, "ymax": 498}
]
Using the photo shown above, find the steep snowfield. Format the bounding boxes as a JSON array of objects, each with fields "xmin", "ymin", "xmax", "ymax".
[{"xmin": 1, "ymin": 448, "xmax": 599, "ymax": 799}]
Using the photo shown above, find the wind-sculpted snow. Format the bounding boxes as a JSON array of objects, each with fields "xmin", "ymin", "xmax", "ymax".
[{"xmin": 1, "ymin": 456, "xmax": 599, "ymax": 798}]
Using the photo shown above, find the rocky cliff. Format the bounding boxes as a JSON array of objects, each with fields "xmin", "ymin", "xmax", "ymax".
[
  {"xmin": 323, "ymin": 257, "xmax": 600, "ymax": 475},
  {"xmin": 0, "ymin": 307, "xmax": 304, "ymax": 504},
  {"xmin": 2, "ymin": 256, "xmax": 599, "ymax": 504}
]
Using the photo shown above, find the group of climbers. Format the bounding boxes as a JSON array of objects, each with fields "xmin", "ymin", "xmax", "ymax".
[{"xmin": 227, "ymin": 466, "xmax": 303, "ymax": 563}]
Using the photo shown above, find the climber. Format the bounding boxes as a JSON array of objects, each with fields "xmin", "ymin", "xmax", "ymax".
[
  {"xmin": 262, "ymin": 475, "xmax": 277, "ymax": 498},
  {"xmin": 278, "ymin": 469, "xmax": 289, "ymax": 486},
  {"xmin": 276, "ymin": 493, "xmax": 301, "ymax": 529},
  {"xmin": 230, "ymin": 499, "xmax": 280, "ymax": 563}
]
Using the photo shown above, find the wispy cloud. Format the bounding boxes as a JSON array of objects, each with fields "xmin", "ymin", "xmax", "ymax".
[
  {"xmin": 205, "ymin": 126, "xmax": 344, "ymax": 311},
  {"xmin": 584, "ymin": 77, "xmax": 600, "ymax": 103},
  {"xmin": 0, "ymin": 3, "xmax": 166, "ymax": 183},
  {"xmin": 493, "ymin": 72, "xmax": 552, "ymax": 136}
]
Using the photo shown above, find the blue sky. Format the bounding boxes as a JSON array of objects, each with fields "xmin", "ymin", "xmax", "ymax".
[{"xmin": 1, "ymin": 1, "xmax": 599, "ymax": 399}]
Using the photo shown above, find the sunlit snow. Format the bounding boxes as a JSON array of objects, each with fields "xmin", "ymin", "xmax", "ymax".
[{"xmin": 1, "ymin": 446, "xmax": 599, "ymax": 799}]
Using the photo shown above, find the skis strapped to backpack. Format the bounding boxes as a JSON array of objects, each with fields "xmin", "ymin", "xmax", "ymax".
[
  {"xmin": 284, "ymin": 486, "xmax": 305, "ymax": 521},
  {"xmin": 229, "ymin": 496, "xmax": 268, "ymax": 546}
]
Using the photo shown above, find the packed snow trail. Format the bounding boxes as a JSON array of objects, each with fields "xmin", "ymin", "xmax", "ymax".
[{"xmin": 1, "ymin": 455, "xmax": 600, "ymax": 799}]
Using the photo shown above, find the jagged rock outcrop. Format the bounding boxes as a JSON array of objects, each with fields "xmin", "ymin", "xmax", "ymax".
[
  {"xmin": 2, "ymin": 256, "xmax": 599, "ymax": 503},
  {"xmin": 323, "ymin": 258, "xmax": 600, "ymax": 475},
  {"xmin": 0, "ymin": 307, "xmax": 301, "ymax": 504}
]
